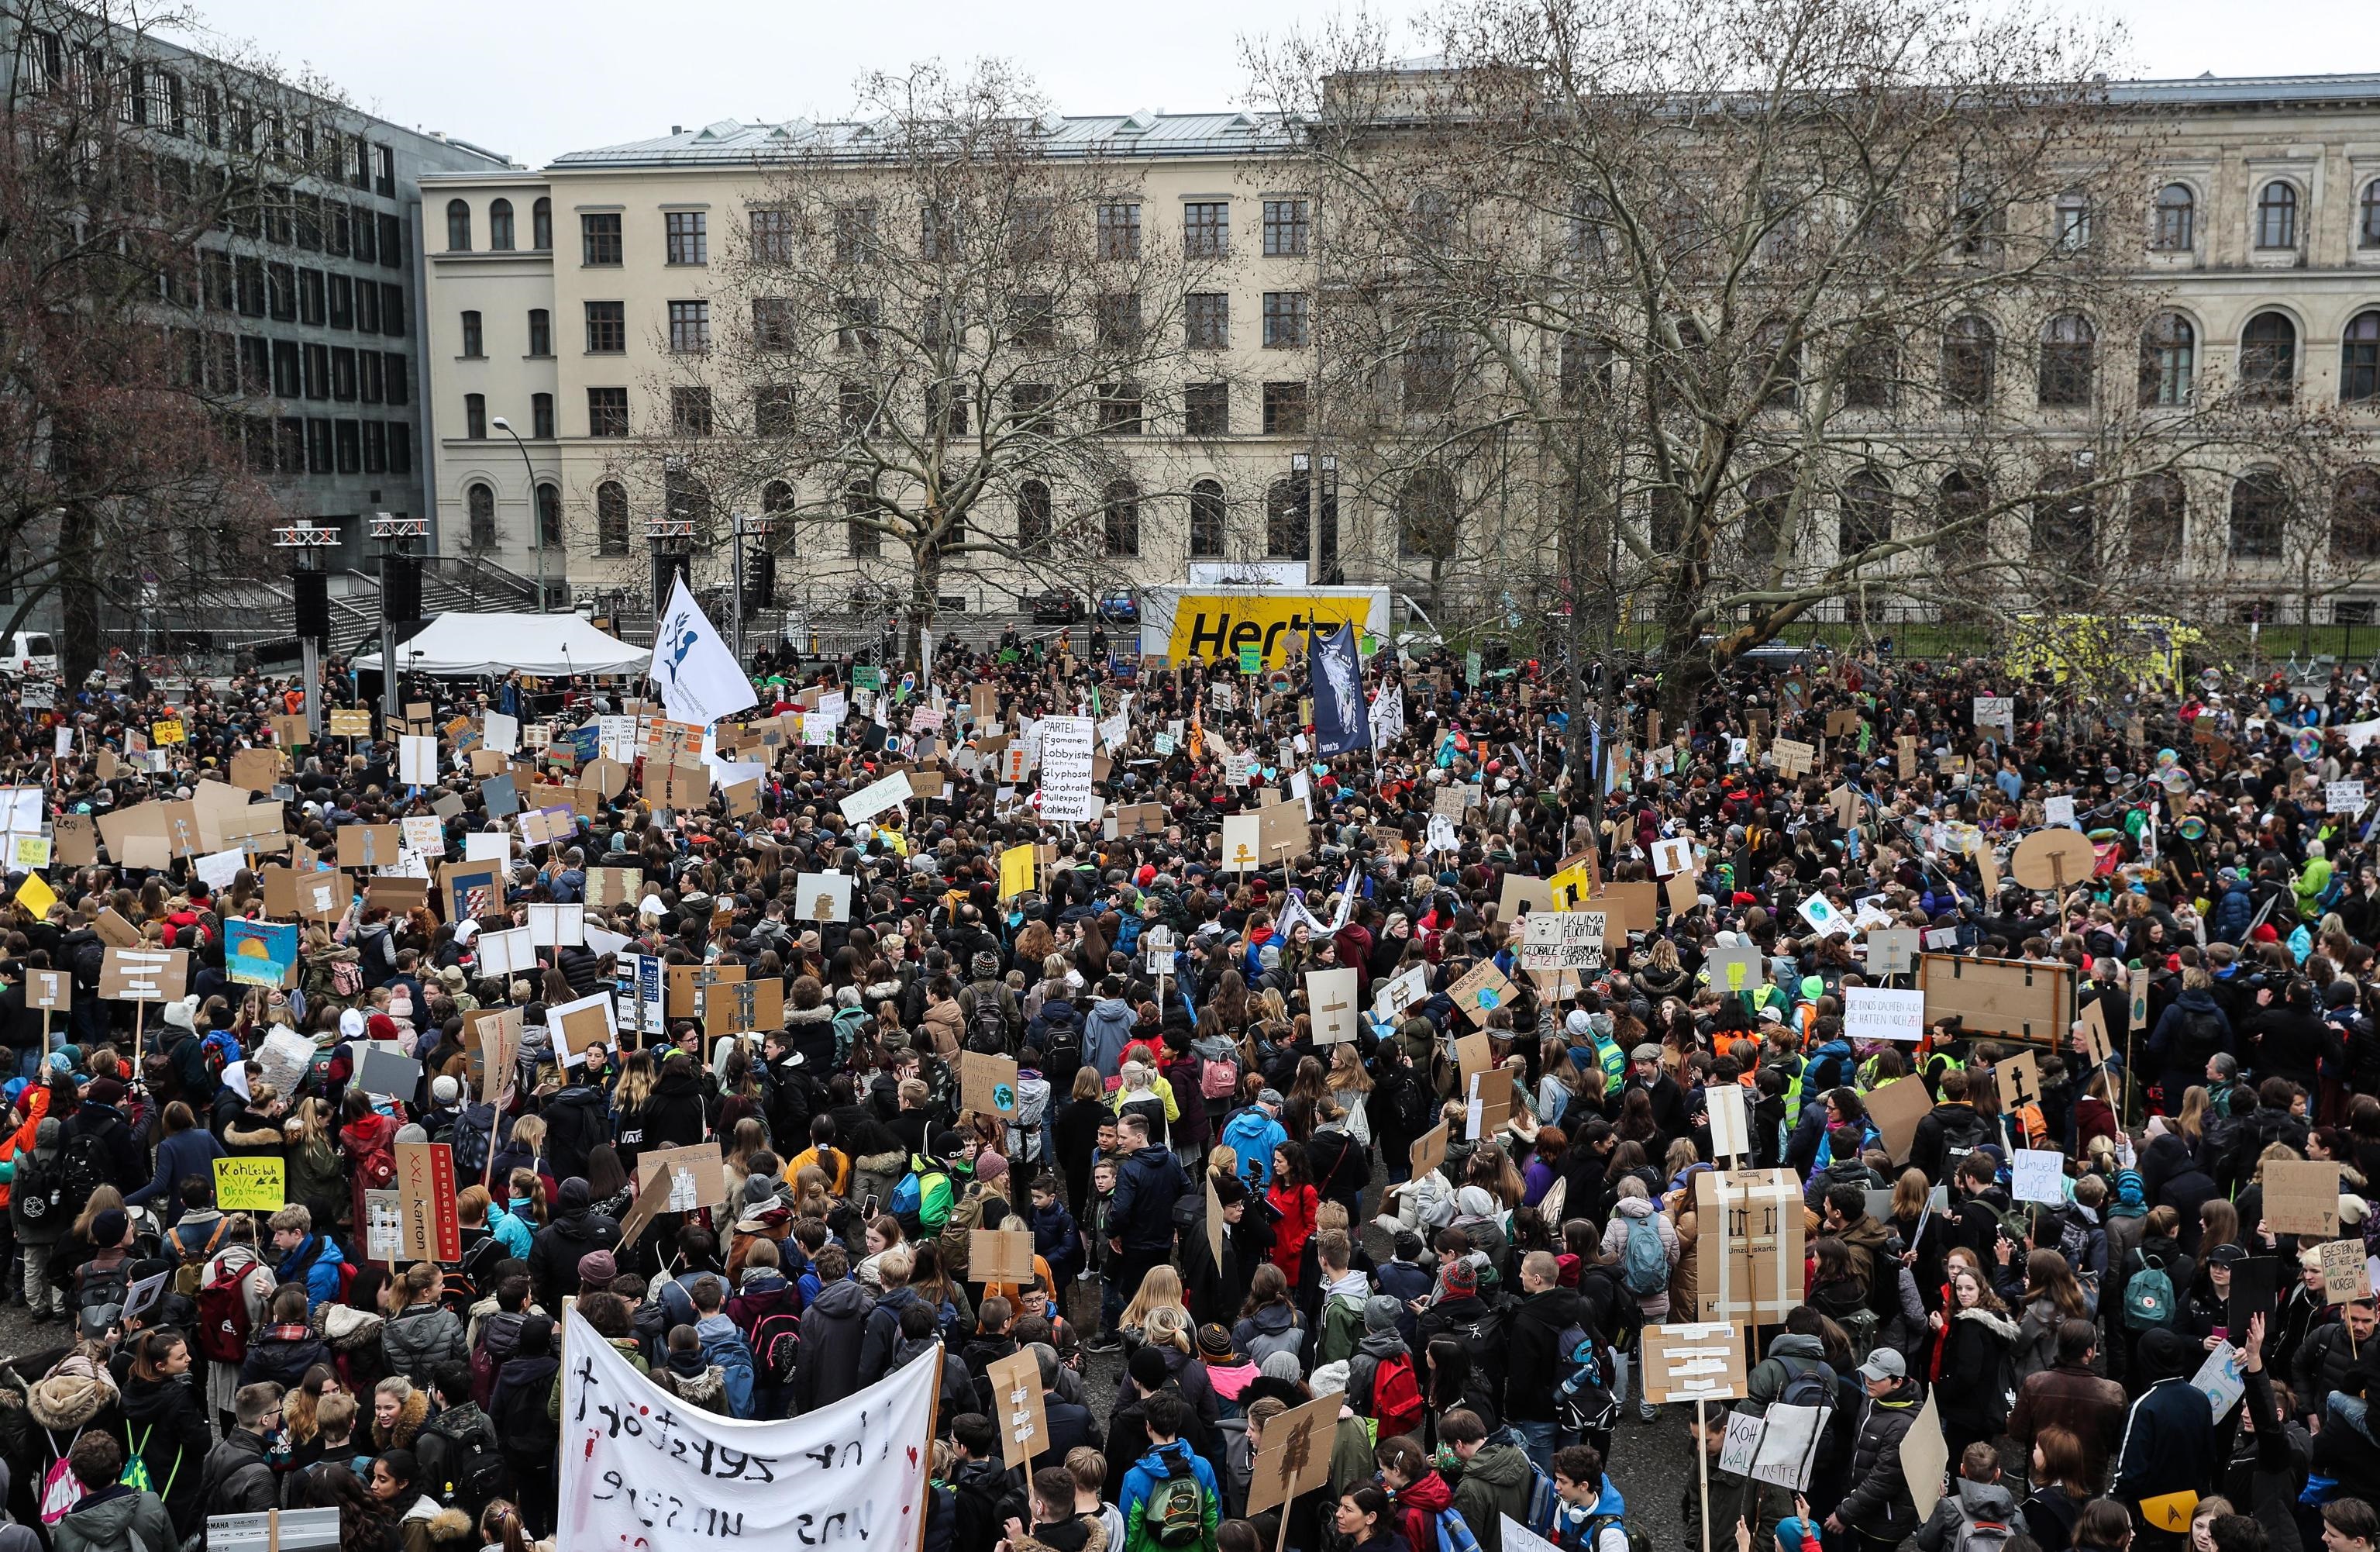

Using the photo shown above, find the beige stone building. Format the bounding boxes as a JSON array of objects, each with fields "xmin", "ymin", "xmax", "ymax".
[{"xmin": 420, "ymin": 72, "xmax": 2380, "ymax": 637}]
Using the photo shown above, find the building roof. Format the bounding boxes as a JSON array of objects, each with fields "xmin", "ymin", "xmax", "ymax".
[
  {"xmin": 547, "ymin": 110, "xmax": 1297, "ymax": 169},
  {"xmin": 2100, "ymin": 72, "xmax": 2380, "ymax": 107}
]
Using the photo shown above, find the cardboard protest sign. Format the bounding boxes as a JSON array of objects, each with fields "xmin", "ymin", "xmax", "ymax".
[
  {"xmin": 983, "ymin": 1346, "xmax": 1051, "ymax": 1469},
  {"xmin": 98, "ymin": 947, "xmax": 188, "ymax": 1003},
  {"xmin": 1638, "ymin": 1322, "xmax": 1748, "ymax": 1405},
  {"xmin": 472, "ymin": 1006, "xmax": 525, "ymax": 1104},
  {"xmin": 1900, "ymin": 1394, "xmax": 1950, "ymax": 1521},
  {"xmin": 1447, "ymin": 959, "xmax": 1515, "ymax": 1027},
  {"xmin": 1305, "ymin": 967, "xmax": 1362, "ymax": 1045},
  {"xmin": 968, "ymin": 1229, "xmax": 1037, "ymax": 1285},
  {"xmin": 959, "ymin": 1051, "xmax": 1021, "ymax": 1119},
  {"xmin": 394, "ymin": 1142, "xmax": 462, "ymax": 1263},
  {"xmin": 2320, "ymin": 1239, "xmax": 2374, "ymax": 1303},
  {"xmin": 550, "ymin": 991, "xmax": 618, "ymax": 1067},
  {"xmin": 336, "ymin": 824, "xmax": 401, "ymax": 870},
  {"xmin": 615, "ymin": 1167, "xmax": 677, "ymax": 1252},
  {"xmin": 2265, "ymin": 1161, "xmax": 2344, "ymax": 1237},
  {"xmin": 1866, "ymin": 1075, "xmax": 1933, "ymax": 1164},
  {"xmin": 28, "ymin": 969, "xmax": 67, "ymax": 1012},
  {"xmin": 1694, "ymin": 1170, "xmax": 1805, "ymax": 1326},
  {"xmin": 637, "ymin": 1142, "xmax": 728, "ymax": 1215},
  {"xmin": 1409, "ymin": 1121, "xmax": 1449, "ymax": 1179},
  {"xmin": 1920, "ymin": 954, "xmax": 2073, "ymax": 1044},
  {"xmin": 1245, "ymin": 1392, "xmax": 1337, "ymax": 1516},
  {"xmin": 1994, "ymin": 1049, "xmax": 2043, "ymax": 1120},
  {"xmin": 1867, "ymin": 929, "xmax": 1920, "ymax": 977}
]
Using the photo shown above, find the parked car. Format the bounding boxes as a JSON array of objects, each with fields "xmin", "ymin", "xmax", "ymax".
[
  {"xmin": 1028, "ymin": 590, "xmax": 1083, "ymax": 625},
  {"xmin": 1096, "ymin": 590, "xmax": 1139, "ymax": 625}
]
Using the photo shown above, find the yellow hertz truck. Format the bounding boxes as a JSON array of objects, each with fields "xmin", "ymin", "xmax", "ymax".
[{"xmin": 1136, "ymin": 586, "xmax": 1393, "ymax": 670}]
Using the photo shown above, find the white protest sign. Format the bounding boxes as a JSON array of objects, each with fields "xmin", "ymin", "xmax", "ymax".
[
  {"xmin": 1797, "ymin": 893, "xmax": 1849, "ymax": 938},
  {"xmin": 1038, "ymin": 716, "xmax": 1097, "ymax": 823},
  {"xmin": 1707, "ymin": 1083, "xmax": 1749, "ymax": 1161},
  {"xmin": 2010, "ymin": 1148, "xmax": 2067, "ymax": 1206},
  {"xmin": 1973, "ymin": 695, "xmax": 2015, "ymax": 732},
  {"xmin": 2329, "ymin": 781, "xmax": 2368, "ymax": 816},
  {"xmin": 398, "ymin": 735, "xmax": 436, "ymax": 785},
  {"xmin": 2044, "ymin": 795, "xmax": 2076, "ymax": 829},
  {"xmin": 1519, "ymin": 912, "xmax": 1607, "ymax": 974},
  {"xmin": 838, "ymin": 770, "xmax": 914, "ymax": 825},
  {"xmin": 2191, "ymin": 1340, "xmax": 2246, "ymax": 1419},
  {"xmin": 401, "ymin": 816, "xmax": 445, "ymax": 857},
  {"xmin": 1842, "ymin": 986, "xmax": 1926, "ymax": 1042},
  {"xmin": 557, "ymin": 1306, "xmax": 935, "ymax": 1546},
  {"xmin": 1651, "ymin": 836, "xmax": 1696, "ymax": 877}
]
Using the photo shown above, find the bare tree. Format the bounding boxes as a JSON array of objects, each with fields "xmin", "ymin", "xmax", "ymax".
[
  {"xmin": 0, "ymin": 0, "xmax": 346, "ymax": 678},
  {"xmin": 615, "ymin": 62, "xmax": 1231, "ymax": 663},
  {"xmin": 1252, "ymin": 0, "xmax": 2316, "ymax": 749}
]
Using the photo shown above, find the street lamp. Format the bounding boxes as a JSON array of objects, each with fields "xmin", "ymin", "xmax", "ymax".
[{"xmin": 490, "ymin": 416, "xmax": 549, "ymax": 613}]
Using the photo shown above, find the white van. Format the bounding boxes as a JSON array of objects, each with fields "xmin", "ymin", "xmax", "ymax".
[{"xmin": 1, "ymin": 632, "xmax": 57, "ymax": 678}]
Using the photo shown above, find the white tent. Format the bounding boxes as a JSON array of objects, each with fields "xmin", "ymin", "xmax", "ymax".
[{"xmin": 353, "ymin": 613, "xmax": 647, "ymax": 678}]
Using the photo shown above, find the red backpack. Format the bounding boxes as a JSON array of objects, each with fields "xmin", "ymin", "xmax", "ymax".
[
  {"xmin": 1367, "ymin": 1350, "xmax": 1424, "ymax": 1441},
  {"xmin": 195, "ymin": 1260, "xmax": 258, "ymax": 1364}
]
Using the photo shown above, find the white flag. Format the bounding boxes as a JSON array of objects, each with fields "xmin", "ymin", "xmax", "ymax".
[{"xmin": 649, "ymin": 576, "xmax": 757, "ymax": 728}]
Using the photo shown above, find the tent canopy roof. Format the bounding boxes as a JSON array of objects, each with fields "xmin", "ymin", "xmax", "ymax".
[{"xmin": 353, "ymin": 613, "xmax": 646, "ymax": 678}]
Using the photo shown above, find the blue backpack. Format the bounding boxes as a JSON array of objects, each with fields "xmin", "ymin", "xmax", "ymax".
[
  {"xmin": 1433, "ymin": 1509, "xmax": 1483, "ymax": 1552},
  {"xmin": 1621, "ymin": 1215, "xmax": 1669, "ymax": 1295}
]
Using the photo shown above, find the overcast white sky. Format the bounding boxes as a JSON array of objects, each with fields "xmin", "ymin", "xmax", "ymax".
[{"xmin": 160, "ymin": 0, "xmax": 2380, "ymax": 171}]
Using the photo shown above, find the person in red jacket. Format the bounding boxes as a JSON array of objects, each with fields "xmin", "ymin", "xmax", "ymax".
[
  {"xmin": 1265, "ymin": 1143, "xmax": 1317, "ymax": 1288},
  {"xmin": 1376, "ymin": 1436, "xmax": 1458, "ymax": 1552}
]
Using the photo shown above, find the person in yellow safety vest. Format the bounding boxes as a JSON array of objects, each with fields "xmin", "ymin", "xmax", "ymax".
[{"xmin": 1565, "ymin": 1009, "xmax": 1627, "ymax": 1097}]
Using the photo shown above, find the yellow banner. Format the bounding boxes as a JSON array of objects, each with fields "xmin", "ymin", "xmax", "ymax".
[
  {"xmin": 214, "ymin": 1156, "xmax": 287, "ymax": 1212},
  {"xmin": 1165, "ymin": 595, "xmax": 1373, "ymax": 669},
  {"xmin": 999, "ymin": 843, "xmax": 1035, "ymax": 902}
]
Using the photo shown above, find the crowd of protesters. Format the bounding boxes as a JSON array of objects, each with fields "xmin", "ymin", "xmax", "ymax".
[{"xmin": 0, "ymin": 626, "xmax": 2366, "ymax": 1552}]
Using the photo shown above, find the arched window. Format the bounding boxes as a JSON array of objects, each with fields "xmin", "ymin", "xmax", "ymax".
[
  {"xmin": 1407, "ymin": 191, "xmax": 1455, "ymax": 253},
  {"xmin": 536, "ymin": 482, "xmax": 561, "ymax": 548},
  {"xmin": 488, "ymin": 198, "xmax": 515, "ymax": 251},
  {"xmin": 2151, "ymin": 183, "xmax": 2196, "ymax": 251},
  {"xmin": 1938, "ymin": 468, "xmax": 1988, "ymax": 528},
  {"xmin": 1397, "ymin": 467, "xmax": 1459, "ymax": 560},
  {"xmin": 2138, "ymin": 312, "xmax": 2195, "ymax": 407},
  {"xmin": 445, "ymin": 198, "xmax": 471, "ymax": 253},
  {"xmin": 1266, "ymin": 474, "xmax": 1309, "ymax": 559},
  {"xmin": 1842, "ymin": 329, "xmax": 1899, "ymax": 409},
  {"xmin": 2030, "ymin": 465, "xmax": 2097, "ymax": 577},
  {"xmin": 1187, "ymin": 479, "xmax": 1224, "ymax": 558},
  {"xmin": 1838, "ymin": 467, "xmax": 1893, "ymax": 558},
  {"xmin": 2256, "ymin": 181, "xmax": 2299, "ymax": 250},
  {"xmin": 1942, "ymin": 316, "xmax": 1996, "ymax": 409},
  {"xmin": 1017, "ymin": 479, "xmax": 1052, "ymax": 551},
  {"xmin": 466, "ymin": 481, "xmax": 495, "ymax": 548},
  {"xmin": 594, "ymin": 481, "xmax": 629, "ymax": 555},
  {"xmin": 2336, "ymin": 467, "xmax": 2380, "ymax": 560},
  {"xmin": 845, "ymin": 481, "xmax": 880, "ymax": 557},
  {"xmin": 1102, "ymin": 478, "xmax": 1139, "ymax": 557},
  {"xmin": 532, "ymin": 196, "xmax": 553, "ymax": 251},
  {"xmin": 2129, "ymin": 472, "xmax": 2185, "ymax": 562},
  {"xmin": 2037, "ymin": 314, "xmax": 2094, "ymax": 407},
  {"xmin": 2241, "ymin": 312, "xmax": 2297, "ymax": 403},
  {"xmin": 2230, "ymin": 467, "xmax": 2290, "ymax": 558},
  {"xmin": 2343, "ymin": 312, "xmax": 2380, "ymax": 404},
  {"xmin": 1741, "ymin": 470, "xmax": 1795, "ymax": 574}
]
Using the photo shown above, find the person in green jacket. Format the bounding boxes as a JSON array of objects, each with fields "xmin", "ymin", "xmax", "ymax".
[{"xmin": 2297, "ymin": 840, "xmax": 2334, "ymax": 918}]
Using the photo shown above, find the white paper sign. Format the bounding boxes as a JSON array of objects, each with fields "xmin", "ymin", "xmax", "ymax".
[
  {"xmin": 1707, "ymin": 1083, "xmax": 1749, "ymax": 1161},
  {"xmin": 2191, "ymin": 1340, "xmax": 2246, "ymax": 1419},
  {"xmin": 1307, "ymin": 967, "xmax": 1362, "ymax": 1045},
  {"xmin": 529, "ymin": 902, "xmax": 586, "ymax": 947},
  {"xmin": 401, "ymin": 816, "xmax": 445, "ymax": 857},
  {"xmin": 2010, "ymin": 1147, "xmax": 2068, "ymax": 1205},
  {"xmin": 1374, "ymin": 964, "xmax": 1429, "ymax": 1020},
  {"xmin": 398, "ymin": 735, "xmax": 436, "ymax": 785},
  {"xmin": 2329, "ymin": 781, "xmax": 2368, "ymax": 816},
  {"xmin": 1519, "ymin": 912, "xmax": 1607, "ymax": 973},
  {"xmin": 1973, "ymin": 695, "xmax": 2015, "ymax": 732},
  {"xmin": 477, "ymin": 926, "xmax": 535, "ymax": 980},
  {"xmin": 1038, "ymin": 716, "xmax": 1097, "ymax": 823},
  {"xmin": 1651, "ymin": 836, "xmax": 1696, "ymax": 877},
  {"xmin": 838, "ymin": 770, "xmax": 914, "ymax": 825},
  {"xmin": 464, "ymin": 831, "xmax": 511, "ymax": 863},
  {"xmin": 2044, "ymin": 795, "xmax": 2077, "ymax": 829},
  {"xmin": 1797, "ymin": 894, "xmax": 1849, "ymax": 938},
  {"xmin": 1843, "ymin": 985, "xmax": 1926, "ymax": 1042},
  {"xmin": 795, "ymin": 871, "xmax": 854, "ymax": 923},
  {"xmin": 195, "ymin": 848, "xmax": 246, "ymax": 892},
  {"xmin": 558, "ymin": 1306, "xmax": 935, "ymax": 1549},
  {"xmin": 482, "ymin": 712, "xmax": 519, "ymax": 755}
]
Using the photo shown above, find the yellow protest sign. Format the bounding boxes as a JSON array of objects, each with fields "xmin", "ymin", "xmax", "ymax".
[
  {"xmin": 214, "ymin": 1156, "xmax": 286, "ymax": 1212},
  {"xmin": 12, "ymin": 872, "xmax": 54, "ymax": 919},
  {"xmin": 999, "ymin": 843, "xmax": 1035, "ymax": 901},
  {"xmin": 151, "ymin": 718, "xmax": 187, "ymax": 746},
  {"xmin": 1548, "ymin": 861, "xmax": 1592, "ymax": 910}
]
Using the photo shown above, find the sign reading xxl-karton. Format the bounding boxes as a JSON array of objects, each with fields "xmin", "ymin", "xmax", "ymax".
[{"xmin": 1919, "ymin": 953, "xmax": 2075, "ymax": 1043}]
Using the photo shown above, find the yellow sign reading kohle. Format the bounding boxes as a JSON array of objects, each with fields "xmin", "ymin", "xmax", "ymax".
[
  {"xmin": 1165, "ymin": 595, "xmax": 1374, "ymax": 669},
  {"xmin": 214, "ymin": 1156, "xmax": 286, "ymax": 1212}
]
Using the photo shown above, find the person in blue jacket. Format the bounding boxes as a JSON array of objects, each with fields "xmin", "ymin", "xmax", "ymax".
[
  {"xmin": 1220, "ymin": 1092, "xmax": 1288, "ymax": 1191},
  {"xmin": 269, "ymin": 1204, "xmax": 346, "ymax": 1311},
  {"xmin": 123, "ymin": 1101, "xmax": 225, "ymax": 1225}
]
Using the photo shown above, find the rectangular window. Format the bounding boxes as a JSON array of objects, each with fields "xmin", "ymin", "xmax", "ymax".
[
  {"xmin": 1096, "ymin": 292, "xmax": 1142, "ymax": 349},
  {"xmin": 378, "ymin": 214, "xmax": 401, "ymax": 269},
  {"xmin": 276, "ymin": 418, "xmax": 304, "ymax": 473},
  {"xmin": 920, "ymin": 202, "xmax": 961, "ymax": 262},
  {"xmin": 581, "ymin": 212, "xmax": 622, "ymax": 266},
  {"xmin": 294, "ymin": 192, "xmax": 322, "ymax": 250},
  {"xmin": 924, "ymin": 381, "xmax": 968, "ymax": 436},
  {"xmin": 463, "ymin": 393, "xmax": 486, "ymax": 439},
  {"xmin": 1097, "ymin": 381, "xmax": 1143, "ymax": 434},
  {"xmin": 671, "ymin": 386, "xmax": 713, "ymax": 436},
  {"xmin": 360, "ymin": 351, "xmax": 383, "ymax": 404},
  {"xmin": 204, "ymin": 251, "xmax": 233, "ymax": 310},
  {"xmin": 753, "ymin": 297, "xmax": 796, "ymax": 350},
  {"xmin": 305, "ymin": 417, "xmax": 332, "ymax": 474},
  {"xmin": 1262, "ymin": 381, "xmax": 1307, "ymax": 435},
  {"xmin": 587, "ymin": 386, "xmax": 629, "ymax": 436},
  {"xmin": 834, "ymin": 202, "xmax": 877, "ymax": 265},
  {"xmin": 1262, "ymin": 291, "xmax": 1309, "ymax": 348},
  {"xmin": 352, "ymin": 208, "xmax": 377, "ymax": 265},
  {"xmin": 1185, "ymin": 381, "xmax": 1229, "ymax": 436},
  {"xmin": 356, "ymin": 281, "xmax": 379, "ymax": 334},
  {"xmin": 1098, "ymin": 202, "xmax": 1142, "ymax": 260},
  {"xmin": 327, "ymin": 274, "xmax": 353, "ymax": 329},
  {"xmin": 1184, "ymin": 202, "xmax": 1229, "ymax": 257},
  {"xmin": 1185, "ymin": 293, "xmax": 1228, "ymax": 350},
  {"xmin": 206, "ymin": 333, "xmax": 237, "ymax": 393},
  {"xmin": 330, "ymin": 347, "xmax": 356, "ymax": 401},
  {"xmin": 271, "ymin": 339, "xmax": 300, "ymax": 398},
  {"xmin": 380, "ymin": 284, "xmax": 404, "ymax": 336},
  {"xmin": 1263, "ymin": 199, "xmax": 1310, "ymax": 256},
  {"xmin": 388, "ymin": 424, "xmax": 410, "ymax": 472},
  {"xmin": 362, "ymin": 419, "xmax": 386, "ymax": 474},
  {"xmin": 335, "ymin": 419, "xmax": 360, "ymax": 473},
  {"xmin": 585, "ymin": 301, "xmax": 625, "ymax": 353},
  {"xmin": 838, "ymin": 381, "xmax": 881, "ymax": 436},
  {"xmin": 373, "ymin": 145, "xmax": 394, "ymax": 198},
  {"xmin": 665, "ymin": 210, "xmax": 707, "ymax": 265},
  {"xmin": 532, "ymin": 391, "xmax": 555, "ymax": 440},
  {"xmin": 384, "ymin": 354, "xmax": 408, "ymax": 405},
  {"xmin": 460, "ymin": 310, "xmax": 483, "ymax": 357},
  {"xmin": 756, "ymin": 385, "xmax": 796, "ymax": 436},
  {"xmin": 325, "ymin": 201, "xmax": 350, "ymax": 257},
  {"xmin": 750, "ymin": 209, "xmax": 796, "ymax": 264},
  {"xmin": 235, "ymin": 257, "xmax": 265, "ymax": 316},
  {"xmin": 527, "ymin": 309, "xmax": 551, "ymax": 357},
  {"xmin": 835, "ymin": 296, "xmax": 879, "ymax": 355},
  {"xmin": 668, "ymin": 301, "xmax": 710, "ymax": 352},
  {"xmin": 302, "ymin": 343, "xmax": 329, "ymax": 399},
  {"xmin": 239, "ymin": 336, "xmax": 270, "ymax": 395},
  {"xmin": 1009, "ymin": 293, "xmax": 1056, "ymax": 348}
]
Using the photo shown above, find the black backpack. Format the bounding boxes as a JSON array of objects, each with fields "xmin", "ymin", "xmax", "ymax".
[
  {"xmin": 437, "ymin": 1421, "xmax": 508, "ymax": 1519},
  {"xmin": 57, "ymin": 1132, "xmax": 112, "ymax": 1220},
  {"xmin": 13, "ymin": 1148, "xmax": 63, "ymax": 1224},
  {"xmin": 2179, "ymin": 1007, "xmax": 2227, "ymax": 1067},
  {"xmin": 966, "ymin": 1002, "xmax": 1011, "ymax": 1056},
  {"xmin": 73, "ymin": 1257, "xmax": 132, "ymax": 1313},
  {"xmin": 494, "ymin": 1367, "xmax": 556, "ymax": 1453}
]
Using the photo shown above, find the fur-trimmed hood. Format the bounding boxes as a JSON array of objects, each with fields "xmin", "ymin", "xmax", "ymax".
[
  {"xmin": 401, "ymin": 1495, "xmax": 477, "ymax": 1545},
  {"xmin": 26, "ymin": 1354, "xmax": 116, "ymax": 1430},
  {"xmin": 222, "ymin": 1115, "xmax": 286, "ymax": 1150},
  {"xmin": 1953, "ymin": 1305, "xmax": 2023, "ymax": 1341},
  {"xmin": 372, "ymin": 1388, "xmax": 429, "ymax": 1451}
]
